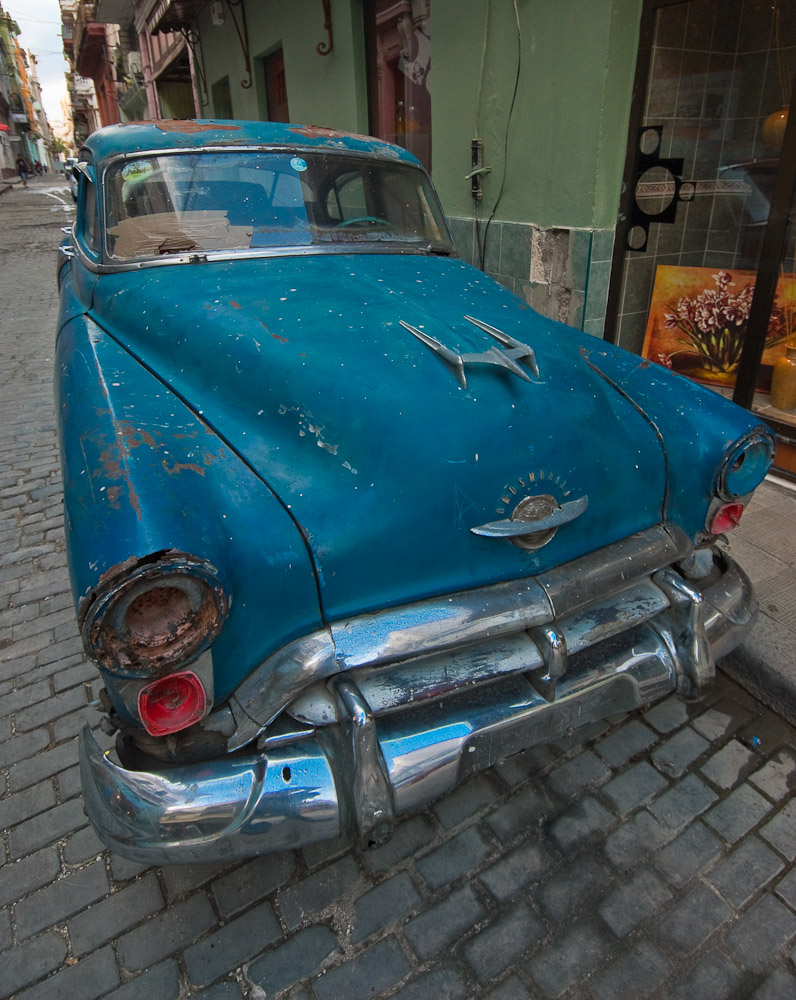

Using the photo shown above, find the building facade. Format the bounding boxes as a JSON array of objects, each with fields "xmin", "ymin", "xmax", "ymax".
[
  {"xmin": 0, "ymin": 7, "xmax": 19, "ymax": 176},
  {"xmin": 0, "ymin": 6, "xmax": 54, "ymax": 176},
  {"xmin": 61, "ymin": 0, "xmax": 155, "ymax": 134},
  {"xmin": 66, "ymin": 0, "xmax": 796, "ymax": 475}
]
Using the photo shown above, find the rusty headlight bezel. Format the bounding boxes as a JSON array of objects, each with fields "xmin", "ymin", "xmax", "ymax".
[{"xmin": 79, "ymin": 551, "xmax": 229, "ymax": 677}]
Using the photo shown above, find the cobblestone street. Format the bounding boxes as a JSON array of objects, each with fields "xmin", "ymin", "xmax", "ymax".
[{"xmin": 3, "ymin": 177, "xmax": 796, "ymax": 999}]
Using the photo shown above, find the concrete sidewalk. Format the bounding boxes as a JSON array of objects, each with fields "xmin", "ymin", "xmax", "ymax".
[
  {"xmin": 0, "ymin": 172, "xmax": 62, "ymax": 197},
  {"xmin": 724, "ymin": 475, "xmax": 796, "ymax": 724}
]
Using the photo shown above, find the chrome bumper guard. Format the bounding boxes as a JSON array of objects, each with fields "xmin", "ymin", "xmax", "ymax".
[{"xmin": 79, "ymin": 536, "xmax": 756, "ymax": 864}]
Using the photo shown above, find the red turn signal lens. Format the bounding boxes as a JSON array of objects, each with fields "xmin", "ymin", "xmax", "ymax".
[
  {"xmin": 138, "ymin": 670, "xmax": 207, "ymax": 736},
  {"xmin": 710, "ymin": 502, "xmax": 745, "ymax": 535}
]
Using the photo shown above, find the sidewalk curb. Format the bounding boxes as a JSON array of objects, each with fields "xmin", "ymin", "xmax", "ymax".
[{"xmin": 721, "ymin": 610, "xmax": 796, "ymax": 729}]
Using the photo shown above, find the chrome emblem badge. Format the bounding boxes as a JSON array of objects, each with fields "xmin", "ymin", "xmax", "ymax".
[
  {"xmin": 507, "ymin": 494, "xmax": 560, "ymax": 551},
  {"xmin": 471, "ymin": 489, "xmax": 589, "ymax": 550}
]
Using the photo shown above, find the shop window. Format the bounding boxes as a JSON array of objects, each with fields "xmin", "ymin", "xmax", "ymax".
[
  {"xmin": 265, "ymin": 48, "xmax": 289, "ymax": 123},
  {"xmin": 364, "ymin": 0, "xmax": 431, "ymax": 170},
  {"xmin": 606, "ymin": 0, "xmax": 796, "ymax": 474}
]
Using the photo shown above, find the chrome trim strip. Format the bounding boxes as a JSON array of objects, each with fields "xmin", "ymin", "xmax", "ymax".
[
  {"xmin": 76, "ymin": 243, "xmax": 447, "ymax": 275},
  {"xmin": 102, "ymin": 143, "xmax": 413, "ymax": 167},
  {"xmin": 289, "ymin": 576, "xmax": 671, "ymax": 723},
  {"xmin": 228, "ymin": 630, "xmax": 337, "ymax": 750},
  {"xmin": 77, "ymin": 549, "xmax": 756, "ymax": 863},
  {"xmin": 79, "ymin": 636, "xmax": 671, "ymax": 864},
  {"xmin": 79, "ymin": 731, "xmax": 341, "ymax": 865},
  {"xmin": 383, "ymin": 624, "xmax": 676, "ymax": 815},
  {"xmin": 230, "ymin": 524, "xmax": 691, "ymax": 742},
  {"xmin": 539, "ymin": 523, "xmax": 691, "ymax": 617}
]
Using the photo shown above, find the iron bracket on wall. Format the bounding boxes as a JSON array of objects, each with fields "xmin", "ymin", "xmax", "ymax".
[
  {"xmin": 317, "ymin": 0, "xmax": 334, "ymax": 55},
  {"xmin": 178, "ymin": 27, "xmax": 210, "ymax": 108},
  {"xmin": 225, "ymin": 0, "xmax": 253, "ymax": 88}
]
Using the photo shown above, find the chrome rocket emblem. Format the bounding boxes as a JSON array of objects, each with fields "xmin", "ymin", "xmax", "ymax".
[
  {"xmin": 472, "ymin": 494, "xmax": 588, "ymax": 551},
  {"xmin": 400, "ymin": 315, "xmax": 539, "ymax": 389}
]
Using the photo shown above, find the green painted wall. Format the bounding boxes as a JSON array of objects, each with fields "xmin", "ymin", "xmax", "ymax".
[
  {"xmin": 195, "ymin": 0, "xmax": 641, "ymax": 231},
  {"xmin": 196, "ymin": 0, "xmax": 368, "ymax": 132},
  {"xmin": 431, "ymin": 0, "xmax": 642, "ymax": 230}
]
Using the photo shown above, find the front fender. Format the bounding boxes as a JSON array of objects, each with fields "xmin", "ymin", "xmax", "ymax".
[
  {"xmin": 55, "ymin": 315, "xmax": 322, "ymax": 701},
  {"xmin": 581, "ymin": 345, "xmax": 773, "ymax": 537}
]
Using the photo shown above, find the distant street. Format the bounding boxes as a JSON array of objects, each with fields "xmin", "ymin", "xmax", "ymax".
[{"xmin": 1, "ymin": 176, "xmax": 796, "ymax": 1000}]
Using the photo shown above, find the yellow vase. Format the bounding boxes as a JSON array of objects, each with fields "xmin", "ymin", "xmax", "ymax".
[
  {"xmin": 762, "ymin": 106, "xmax": 789, "ymax": 155},
  {"xmin": 771, "ymin": 346, "xmax": 796, "ymax": 411}
]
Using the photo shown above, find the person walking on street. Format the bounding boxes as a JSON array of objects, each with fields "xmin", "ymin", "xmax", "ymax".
[{"xmin": 15, "ymin": 156, "xmax": 28, "ymax": 187}]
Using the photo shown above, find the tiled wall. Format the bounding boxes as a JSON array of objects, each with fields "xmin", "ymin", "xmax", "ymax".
[{"xmin": 447, "ymin": 217, "xmax": 615, "ymax": 338}]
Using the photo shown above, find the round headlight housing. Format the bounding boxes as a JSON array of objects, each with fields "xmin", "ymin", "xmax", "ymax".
[
  {"xmin": 716, "ymin": 429, "xmax": 775, "ymax": 500},
  {"xmin": 80, "ymin": 552, "xmax": 228, "ymax": 676}
]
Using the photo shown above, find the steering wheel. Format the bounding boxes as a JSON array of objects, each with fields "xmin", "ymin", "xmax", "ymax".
[{"xmin": 335, "ymin": 215, "xmax": 391, "ymax": 228}]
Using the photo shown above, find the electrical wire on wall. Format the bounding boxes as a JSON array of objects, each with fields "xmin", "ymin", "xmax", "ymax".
[{"xmin": 475, "ymin": 0, "xmax": 522, "ymax": 272}]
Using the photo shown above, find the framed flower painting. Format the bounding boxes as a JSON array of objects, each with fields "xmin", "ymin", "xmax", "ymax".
[{"xmin": 642, "ymin": 265, "xmax": 795, "ymax": 390}]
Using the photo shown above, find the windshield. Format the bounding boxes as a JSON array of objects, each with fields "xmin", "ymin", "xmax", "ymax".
[{"xmin": 103, "ymin": 150, "xmax": 453, "ymax": 261}]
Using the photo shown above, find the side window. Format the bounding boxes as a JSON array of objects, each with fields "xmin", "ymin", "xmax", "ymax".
[
  {"xmin": 325, "ymin": 172, "xmax": 368, "ymax": 223},
  {"xmin": 82, "ymin": 178, "xmax": 99, "ymax": 255}
]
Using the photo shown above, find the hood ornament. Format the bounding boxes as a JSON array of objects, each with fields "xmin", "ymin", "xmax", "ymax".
[
  {"xmin": 472, "ymin": 494, "xmax": 588, "ymax": 550},
  {"xmin": 400, "ymin": 315, "xmax": 539, "ymax": 389}
]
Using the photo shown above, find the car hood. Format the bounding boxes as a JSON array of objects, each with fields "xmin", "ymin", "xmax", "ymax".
[{"xmin": 92, "ymin": 254, "xmax": 667, "ymax": 621}]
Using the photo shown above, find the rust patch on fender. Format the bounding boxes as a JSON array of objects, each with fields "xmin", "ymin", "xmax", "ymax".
[
  {"xmin": 271, "ymin": 334, "xmax": 289, "ymax": 343},
  {"xmin": 98, "ymin": 553, "xmax": 145, "ymax": 586},
  {"xmin": 96, "ymin": 440, "xmax": 143, "ymax": 521},
  {"xmin": 120, "ymin": 424, "xmax": 159, "ymax": 450},
  {"xmin": 93, "ymin": 422, "xmax": 161, "ymax": 523},
  {"xmin": 289, "ymin": 124, "xmax": 375, "ymax": 143},
  {"xmin": 230, "ymin": 301, "xmax": 242, "ymax": 309},
  {"xmin": 162, "ymin": 460, "xmax": 205, "ymax": 477},
  {"xmin": 121, "ymin": 120, "xmax": 242, "ymax": 134}
]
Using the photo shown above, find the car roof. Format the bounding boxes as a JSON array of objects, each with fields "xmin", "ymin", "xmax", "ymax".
[{"xmin": 82, "ymin": 120, "xmax": 421, "ymax": 168}]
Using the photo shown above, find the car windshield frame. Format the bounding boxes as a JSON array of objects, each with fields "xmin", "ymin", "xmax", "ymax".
[{"xmin": 100, "ymin": 146, "xmax": 454, "ymax": 265}]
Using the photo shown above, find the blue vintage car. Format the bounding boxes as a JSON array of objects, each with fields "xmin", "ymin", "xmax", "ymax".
[{"xmin": 57, "ymin": 120, "xmax": 773, "ymax": 864}]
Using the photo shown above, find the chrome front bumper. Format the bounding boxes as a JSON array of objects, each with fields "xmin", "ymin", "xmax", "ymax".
[{"xmin": 79, "ymin": 538, "xmax": 756, "ymax": 864}]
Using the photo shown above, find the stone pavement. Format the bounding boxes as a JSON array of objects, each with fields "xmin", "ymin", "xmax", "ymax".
[{"xmin": 3, "ymin": 175, "xmax": 796, "ymax": 999}]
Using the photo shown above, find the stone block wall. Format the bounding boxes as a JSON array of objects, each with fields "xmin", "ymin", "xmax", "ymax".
[{"xmin": 447, "ymin": 217, "xmax": 615, "ymax": 339}]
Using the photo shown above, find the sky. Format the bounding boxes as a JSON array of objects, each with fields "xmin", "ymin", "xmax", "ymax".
[{"xmin": 6, "ymin": 0, "xmax": 70, "ymax": 130}]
